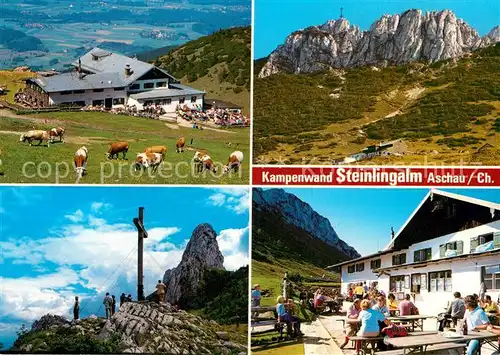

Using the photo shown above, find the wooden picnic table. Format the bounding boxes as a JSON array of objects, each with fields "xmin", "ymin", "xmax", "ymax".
[
  {"xmin": 387, "ymin": 315, "xmax": 435, "ymax": 332},
  {"xmin": 384, "ymin": 330, "xmax": 499, "ymax": 355}
]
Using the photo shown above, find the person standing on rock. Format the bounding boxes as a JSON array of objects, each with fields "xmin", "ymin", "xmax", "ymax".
[
  {"xmin": 156, "ymin": 280, "xmax": 166, "ymax": 304},
  {"xmin": 120, "ymin": 293, "xmax": 126, "ymax": 307},
  {"xmin": 103, "ymin": 292, "xmax": 113, "ymax": 319},
  {"xmin": 73, "ymin": 296, "xmax": 80, "ymax": 320},
  {"xmin": 127, "ymin": 294, "xmax": 132, "ymax": 302},
  {"xmin": 111, "ymin": 295, "xmax": 116, "ymax": 315}
]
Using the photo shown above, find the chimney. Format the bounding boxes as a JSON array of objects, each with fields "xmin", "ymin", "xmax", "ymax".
[
  {"xmin": 125, "ymin": 64, "xmax": 132, "ymax": 76},
  {"xmin": 92, "ymin": 54, "xmax": 98, "ymax": 61}
]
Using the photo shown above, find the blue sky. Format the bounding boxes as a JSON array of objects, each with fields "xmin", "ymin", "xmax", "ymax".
[
  {"xmin": 0, "ymin": 186, "xmax": 249, "ymax": 348},
  {"xmin": 255, "ymin": 0, "xmax": 500, "ymax": 58},
  {"xmin": 283, "ymin": 188, "xmax": 500, "ymax": 256}
]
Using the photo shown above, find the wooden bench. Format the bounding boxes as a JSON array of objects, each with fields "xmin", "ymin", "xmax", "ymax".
[
  {"xmin": 349, "ymin": 336, "xmax": 385, "ymax": 355},
  {"xmin": 251, "ymin": 319, "xmax": 298, "ymax": 339},
  {"xmin": 378, "ymin": 342, "xmax": 466, "ymax": 355}
]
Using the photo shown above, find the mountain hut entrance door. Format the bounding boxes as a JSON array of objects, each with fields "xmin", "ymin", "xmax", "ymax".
[
  {"xmin": 133, "ymin": 207, "xmax": 148, "ymax": 301},
  {"xmin": 105, "ymin": 98, "xmax": 112, "ymax": 109}
]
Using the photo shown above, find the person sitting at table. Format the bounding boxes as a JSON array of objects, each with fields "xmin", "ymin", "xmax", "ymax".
[
  {"xmin": 348, "ymin": 287, "xmax": 354, "ymax": 301},
  {"xmin": 399, "ymin": 294, "xmax": 419, "ymax": 316},
  {"xmin": 276, "ymin": 296, "xmax": 302, "ymax": 337},
  {"xmin": 340, "ymin": 298, "xmax": 362, "ymax": 349},
  {"xmin": 314, "ymin": 288, "xmax": 326, "ymax": 311},
  {"xmin": 356, "ymin": 299, "xmax": 391, "ymax": 351},
  {"xmin": 439, "ymin": 292, "xmax": 466, "ymax": 331},
  {"xmin": 387, "ymin": 293, "xmax": 398, "ymax": 315},
  {"xmin": 354, "ymin": 282, "xmax": 364, "ymax": 300},
  {"xmin": 373, "ymin": 295, "xmax": 391, "ymax": 317},
  {"xmin": 482, "ymin": 295, "xmax": 498, "ymax": 314},
  {"xmin": 464, "ymin": 295, "xmax": 491, "ymax": 355}
]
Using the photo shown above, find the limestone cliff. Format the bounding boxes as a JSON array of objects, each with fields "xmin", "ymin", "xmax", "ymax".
[
  {"xmin": 259, "ymin": 9, "xmax": 499, "ymax": 77},
  {"xmin": 162, "ymin": 223, "xmax": 225, "ymax": 308}
]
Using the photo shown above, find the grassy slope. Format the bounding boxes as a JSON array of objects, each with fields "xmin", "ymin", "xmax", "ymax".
[
  {"xmin": 253, "ymin": 43, "xmax": 500, "ymax": 165},
  {"xmin": 0, "ymin": 71, "xmax": 35, "ymax": 103},
  {"xmin": 0, "ymin": 111, "xmax": 249, "ymax": 184},
  {"xmin": 251, "ymin": 206, "xmax": 344, "ymax": 355},
  {"xmin": 251, "ymin": 205, "xmax": 344, "ymax": 304},
  {"xmin": 156, "ymin": 27, "xmax": 251, "ymax": 114}
]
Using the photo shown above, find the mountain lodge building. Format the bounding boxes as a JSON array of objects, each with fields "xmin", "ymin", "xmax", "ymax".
[
  {"xmin": 23, "ymin": 48, "xmax": 205, "ymax": 113},
  {"xmin": 328, "ymin": 189, "xmax": 500, "ymax": 316}
]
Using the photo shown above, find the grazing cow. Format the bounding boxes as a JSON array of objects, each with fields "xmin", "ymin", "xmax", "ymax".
[
  {"xmin": 223, "ymin": 151, "xmax": 244, "ymax": 174},
  {"xmin": 193, "ymin": 150, "xmax": 207, "ymax": 173},
  {"xmin": 106, "ymin": 141, "xmax": 129, "ymax": 160},
  {"xmin": 176, "ymin": 137, "xmax": 185, "ymax": 153},
  {"xmin": 49, "ymin": 126, "xmax": 65, "ymax": 142},
  {"xmin": 135, "ymin": 152, "xmax": 163, "ymax": 173},
  {"xmin": 73, "ymin": 146, "xmax": 88, "ymax": 179},
  {"xmin": 20, "ymin": 130, "xmax": 52, "ymax": 147},
  {"xmin": 202, "ymin": 155, "xmax": 217, "ymax": 173},
  {"xmin": 145, "ymin": 146, "xmax": 167, "ymax": 159}
]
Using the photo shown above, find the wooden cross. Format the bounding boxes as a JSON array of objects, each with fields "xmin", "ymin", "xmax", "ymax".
[
  {"xmin": 340, "ymin": 7, "xmax": 344, "ymax": 18},
  {"xmin": 133, "ymin": 207, "xmax": 148, "ymax": 301}
]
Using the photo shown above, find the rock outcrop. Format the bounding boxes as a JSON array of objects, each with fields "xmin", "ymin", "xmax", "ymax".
[
  {"xmin": 162, "ymin": 223, "xmax": 225, "ymax": 308},
  {"xmin": 253, "ymin": 188, "xmax": 360, "ymax": 259},
  {"xmin": 31, "ymin": 314, "xmax": 71, "ymax": 331},
  {"xmin": 259, "ymin": 9, "xmax": 500, "ymax": 77},
  {"xmin": 99, "ymin": 302, "xmax": 245, "ymax": 354},
  {"xmin": 16, "ymin": 302, "xmax": 246, "ymax": 354}
]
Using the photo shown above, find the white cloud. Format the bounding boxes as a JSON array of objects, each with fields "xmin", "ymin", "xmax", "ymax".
[
  {"xmin": 217, "ymin": 227, "xmax": 249, "ymax": 271},
  {"xmin": 223, "ymin": 251, "xmax": 249, "ymax": 271},
  {"xmin": 207, "ymin": 188, "xmax": 250, "ymax": 215},
  {"xmin": 0, "ymin": 269, "xmax": 80, "ymax": 322},
  {"xmin": 91, "ymin": 202, "xmax": 111, "ymax": 213},
  {"xmin": 208, "ymin": 193, "xmax": 226, "ymax": 207},
  {"xmin": 64, "ymin": 209, "xmax": 84, "ymax": 223}
]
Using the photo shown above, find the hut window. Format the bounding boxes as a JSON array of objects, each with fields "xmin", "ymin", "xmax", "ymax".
[
  {"xmin": 482, "ymin": 265, "xmax": 500, "ymax": 290},
  {"xmin": 429, "ymin": 270, "xmax": 452, "ymax": 292},
  {"xmin": 355, "ymin": 263, "xmax": 365, "ymax": 272},
  {"xmin": 347, "ymin": 265, "xmax": 355, "ymax": 274},
  {"xmin": 370, "ymin": 259, "xmax": 381, "ymax": 269}
]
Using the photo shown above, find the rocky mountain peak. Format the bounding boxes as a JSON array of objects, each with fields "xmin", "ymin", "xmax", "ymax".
[
  {"xmin": 253, "ymin": 188, "xmax": 360, "ymax": 259},
  {"xmin": 162, "ymin": 223, "xmax": 224, "ymax": 308},
  {"xmin": 259, "ymin": 9, "xmax": 498, "ymax": 77}
]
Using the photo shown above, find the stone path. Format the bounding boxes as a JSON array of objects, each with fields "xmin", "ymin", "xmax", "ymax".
[{"xmin": 302, "ymin": 318, "xmax": 341, "ymax": 355}]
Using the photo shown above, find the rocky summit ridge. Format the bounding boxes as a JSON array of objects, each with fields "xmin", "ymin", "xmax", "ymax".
[
  {"xmin": 16, "ymin": 302, "xmax": 246, "ymax": 354},
  {"xmin": 253, "ymin": 188, "xmax": 360, "ymax": 259},
  {"xmin": 259, "ymin": 9, "xmax": 500, "ymax": 77},
  {"xmin": 162, "ymin": 223, "xmax": 225, "ymax": 308}
]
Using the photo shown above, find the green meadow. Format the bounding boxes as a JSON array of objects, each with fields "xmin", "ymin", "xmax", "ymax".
[{"xmin": 0, "ymin": 111, "xmax": 249, "ymax": 184}]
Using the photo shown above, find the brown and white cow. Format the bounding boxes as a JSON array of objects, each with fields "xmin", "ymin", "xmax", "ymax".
[
  {"xmin": 74, "ymin": 146, "xmax": 88, "ymax": 178},
  {"xmin": 192, "ymin": 151, "xmax": 217, "ymax": 173},
  {"xmin": 202, "ymin": 155, "xmax": 217, "ymax": 173},
  {"xmin": 176, "ymin": 137, "xmax": 185, "ymax": 153},
  {"xmin": 135, "ymin": 152, "xmax": 163, "ymax": 173},
  {"xmin": 145, "ymin": 145, "xmax": 167, "ymax": 159},
  {"xmin": 223, "ymin": 151, "xmax": 244, "ymax": 174},
  {"xmin": 20, "ymin": 130, "xmax": 52, "ymax": 147},
  {"xmin": 106, "ymin": 141, "xmax": 129, "ymax": 160},
  {"xmin": 49, "ymin": 126, "xmax": 65, "ymax": 142}
]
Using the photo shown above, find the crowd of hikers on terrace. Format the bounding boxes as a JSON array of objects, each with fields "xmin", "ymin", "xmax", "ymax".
[{"xmin": 251, "ymin": 280, "xmax": 500, "ymax": 355}]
